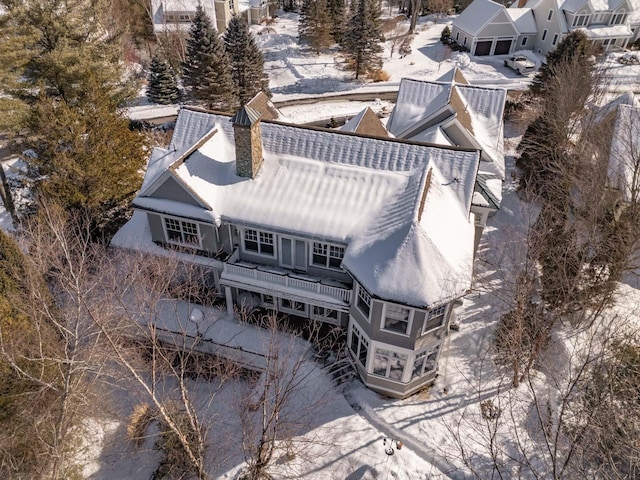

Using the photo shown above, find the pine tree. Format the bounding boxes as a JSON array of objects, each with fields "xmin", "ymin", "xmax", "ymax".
[
  {"xmin": 326, "ymin": 0, "xmax": 345, "ymax": 44},
  {"xmin": 531, "ymin": 30, "xmax": 593, "ymax": 97},
  {"xmin": 182, "ymin": 5, "xmax": 238, "ymax": 111},
  {"xmin": 147, "ymin": 55, "xmax": 181, "ymax": 105},
  {"xmin": 0, "ymin": 0, "xmax": 136, "ymax": 107},
  {"xmin": 340, "ymin": 0, "xmax": 383, "ymax": 79},
  {"xmin": 223, "ymin": 16, "xmax": 271, "ymax": 105},
  {"xmin": 299, "ymin": 0, "xmax": 334, "ymax": 53},
  {"xmin": 24, "ymin": 81, "xmax": 149, "ymax": 238}
]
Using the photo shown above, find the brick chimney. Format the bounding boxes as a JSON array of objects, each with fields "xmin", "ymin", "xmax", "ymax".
[{"xmin": 231, "ymin": 105, "xmax": 263, "ymax": 179}]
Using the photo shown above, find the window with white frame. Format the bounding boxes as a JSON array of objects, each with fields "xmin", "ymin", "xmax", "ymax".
[
  {"xmin": 164, "ymin": 217, "xmax": 201, "ymax": 247},
  {"xmin": 611, "ymin": 13, "xmax": 627, "ymax": 25},
  {"xmin": 521, "ymin": 37, "xmax": 528, "ymax": 46},
  {"xmin": 547, "ymin": 9, "xmax": 553, "ymax": 21},
  {"xmin": 541, "ymin": 29, "xmax": 548, "ymax": 41},
  {"xmin": 573, "ymin": 14, "xmax": 589, "ymax": 27},
  {"xmin": 373, "ymin": 348, "xmax": 407, "ymax": 381},
  {"xmin": 243, "ymin": 229, "xmax": 274, "ymax": 256},
  {"xmin": 311, "ymin": 242, "xmax": 345, "ymax": 269},
  {"xmin": 411, "ymin": 346, "xmax": 440, "ymax": 380},
  {"xmin": 423, "ymin": 304, "xmax": 447, "ymax": 334},
  {"xmin": 312, "ymin": 305, "xmax": 338, "ymax": 321},
  {"xmin": 552, "ymin": 34, "xmax": 559, "ymax": 46},
  {"xmin": 349, "ymin": 324, "xmax": 369, "ymax": 366},
  {"xmin": 357, "ymin": 285, "xmax": 371, "ymax": 320},
  {"xmin": 281, "ymin": 298, "xmax": 306, "ymax": 313},
  {"xmin": 382, "ymin": 304, "xmax": 411, "ymax": 335},
  {"xmin": 261, "ymin": 294, "xmax": 275, "ymax": 309}
]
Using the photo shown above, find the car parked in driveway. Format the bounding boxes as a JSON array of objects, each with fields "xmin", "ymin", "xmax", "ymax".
[{"xmin": 504, "ymin": 55, "xmax": 536, "ymax": 75}]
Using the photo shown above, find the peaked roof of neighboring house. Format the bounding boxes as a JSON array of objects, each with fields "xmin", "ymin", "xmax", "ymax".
[
  {"xmin": 453, "ymin": 0, "xmax": 507, "ymax": 36},
  {"xmin": 506, "ymin": 8, "xmax": 537, "ymax": 33},
  {"xmin": 340, "ymin": 107, "xmax": 391, "ymax": 138},
  {"xmin": 246, "ymin": 91, "xmax": 289, "ymax": 122},
  {"xmin": 386, "ymin": 74, "xmax": 507, "ymax": 180},
  {"xmin": 132, "ymin": 107, "xmax": 480, "ymax": 307}
]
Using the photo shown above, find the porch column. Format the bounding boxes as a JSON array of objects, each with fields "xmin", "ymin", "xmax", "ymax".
[{"xmin": 224, "ymin": 286, "xmax": 234, "ymax": 318}]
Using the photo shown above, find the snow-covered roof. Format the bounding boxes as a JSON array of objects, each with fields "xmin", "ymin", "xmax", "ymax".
[
  {"xmin": 575, "ymin": 24, "xmax": 632, "ymax": 37},
  {"xmin": 387, "ymin": 76, "xmax": 506, "ymax": 180},
  {"xmin": 343, "ymin": 167, "xmax": 475, "ymax": 307},
  {"xmin": 561, "ymin": 0, "xmax": 589, "ymax": 10},
  {"xmin": 133, "ymin": 107, "xmax": 480, "ymax": 307},
  {"xmin": 630, "ymin": 0, "xmax": 640, "ymax": 22},
  {"xmin": 453, "ymin": 0, "xmax": 506, "ymax": 36},
  {"xmin": 150, "ymin": 0, "xmax": 217, "ymax": 33},
  {"xmin": 562, "ymin": 0, "xmax": 629, "ymax": 10},
  {"xmin": 506, "ymin": 8, "xmax": 537, "ymax": 33},
  {"xmin": 340, "ymin": 107, "xmax": 391, "ymax": 138},
  {"xmin": 609, "ymin": 104, "xmax": 640, "ymax": 202}
]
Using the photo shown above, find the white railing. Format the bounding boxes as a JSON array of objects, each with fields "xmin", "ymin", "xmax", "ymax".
[{"xmin": 223, "ymin": 263, "xmax": 352, "ymax": 304}]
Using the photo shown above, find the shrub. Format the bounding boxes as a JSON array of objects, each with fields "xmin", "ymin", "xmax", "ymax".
[
  {"xmin": 127, "ymin": 403, "xmax": 154, "ymax": 447},
  {"xmin": 440, "ymin": 26, "xmax": 451, "ymax": 44},
  {"xmin": 370, "ymin": 69, "xmax": 390, "ymax": 82}
]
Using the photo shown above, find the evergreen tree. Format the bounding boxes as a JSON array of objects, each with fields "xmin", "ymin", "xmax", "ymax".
[
  {"xmin": 24, "ymin": 81, "xmax": 149, "ymax": 238},
  {"xmin": 0, "ymin": 0, "xmax": 136, "ymax": 107},
  {"xmin": 326, "ymin": 0, "xmax": 345, "ymax": 44},
  {"xmin": 299, "ymin": 0, "xmax": 334, "ymax": 53},
  {"xmin": 182, "ymin": 5, "xmax": 238, "ymax": 111},
  {"xmin": 147, "ymin": 55, "xmax": 181, "ymax": 105},
  {"xmin": 223, "ymin": 16, "xmax": 271, "ymax": 105},
  {"xmin": 531, "ymin": 30, "xmax": 593, "ymax": 97},
  {"xmin": 339, "ymin": 0, "xmax": 383, "ymax": 79}
]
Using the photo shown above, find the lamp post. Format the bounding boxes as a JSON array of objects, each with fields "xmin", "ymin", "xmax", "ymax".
[{"xmin": 189, "ymin": 307, "xmax": 204, "ymax": 343}]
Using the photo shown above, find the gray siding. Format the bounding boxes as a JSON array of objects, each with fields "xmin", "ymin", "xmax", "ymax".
[
  {"xmin": 361, "ymin": 369, "xmax": 438, "ymax": 399},
  {"xmin": 149, "ymin": 176, "xmax": 203, "ymax": 206},
  {"xmin": 478, "ymin": 11, "xmax": 517, "ymax": 37},
  {"xmin": 147, "ymin": 212, "xmax": 165, "ymax": 243}
]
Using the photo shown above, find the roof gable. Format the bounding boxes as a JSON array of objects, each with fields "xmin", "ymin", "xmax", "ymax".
[
  {"xmin": 453, "ymin": 0, "xmax": 507, "ymax": 36},
  {"xmin": 340, "ymin": 107, "xmax": 391, "ymax": 138}
]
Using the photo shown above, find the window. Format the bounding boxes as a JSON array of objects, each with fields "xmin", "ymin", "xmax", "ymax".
[
  {"xmin": 547, "ymin": 9, "xmax": 553, "ymax": 21},
  {"xmin": 373, "ymin": 348, "xmax": 407, "ymax": 381},
  {"xmin": 411, "ymin": 346, "xmax": 440, "ymax": 380},
  {"xmin": 552, "ymin": 34, "xmax": 559, "ymax": 46},
  {"xmin": 261, "ymin": 294, "xmax": 275, "ymax": 309},
  {"xmin": 541, "ymin": 29, "xmax": 547, "ymax": 41},
  {"xmin": 611, "ymin": 13, "xmax": 627, "ymax": 25},
  {"xmin": 382, "ymin": 304, "xmax": 411, "ymax": 335},
  {"xmin": 357, "ymin": 285, "xmax": 371, "ymax": 320},
  {"xmin": 243, "ymin": 229, "xmax": 274, "ymax": 256},
  {"xmin": 312, "ymin": 305, "xmax": 338, "ymax": 321},
  {"xmin": 164, "ymin": 217, "xmax": 200, "ymax": 247},
  {"xmin": 281, "ymin": 298, "xmax": 306, "ymax": 314},
  {"xmin": 456, "ymin": 32, "xmax": 459, "ymax": 41},
  {"xmin": 573, "ymin": 15, "xmax": 589, "ymax": 27},
  {"xmin": 311, "ymin": 242, "xmax": 344, "ymax": 269},
  {"xmin": 423, "ymin": 304, "xmax": 447, "ymax": 334},
  {"xmin": 521, "ymin": 37, "xmax": 528, "ymax": 46},
  {"xmin": 350, "ymin": 324, "xmax": 369, "ymax": 366}
]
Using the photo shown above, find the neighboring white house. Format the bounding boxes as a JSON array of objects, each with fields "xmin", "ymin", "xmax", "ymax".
[
  {"xmin": 606, "ymin": 93, "xmax": 640, "ymax": 203},
  {"xmin": 112, "ymin": 94, "xmax": 481, "ymax": 399},
  {"xmin": 150, "ymin": 0, "xmax": 271, "ymax": 35},
  {"xmin": 451, "ymin": 0, "xmax": 639, "ymax": 56}
]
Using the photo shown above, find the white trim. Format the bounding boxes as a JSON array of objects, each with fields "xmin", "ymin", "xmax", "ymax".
[
  {"xmin": 349, "ymin": 321, "xmax": 371, "ymax": 368},
  {"xmin": 310, "ymin": 240, "xmax": 345, "ymax": 271},
  {"xmin": 380, "ymin": 303, "xmax": 414, "ymax": 337},
  {"xmin": 422, "ymin": 304, "xmax": 448, "ymax": 335},
  {"xmin": 356, "ymin": 284, "xmax": 371, "ymax": 322},
  {"xmin": 241, "ymin": 227, "xmax": 276, "ymax": 258},
  {"xmin": 279, "ymin": 297, "xmax": 308, "ymax": 316},
  {"xmin": 161, "ymin": 214, "xmax": 203, "ymax": 249}
]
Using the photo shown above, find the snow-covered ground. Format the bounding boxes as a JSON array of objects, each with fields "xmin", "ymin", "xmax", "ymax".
[{"xmin": 3, "ymin": 10, "xmax": 640, "ymax": 480}]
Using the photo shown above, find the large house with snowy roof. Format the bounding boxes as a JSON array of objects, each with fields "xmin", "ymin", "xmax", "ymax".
[
  {"xmin": 113, "ymin": 97, "xmax": 482, "ymax": 398},
  {"xmin": 451, "ymin": 0, "xmax": 640, "ymax": 57}
]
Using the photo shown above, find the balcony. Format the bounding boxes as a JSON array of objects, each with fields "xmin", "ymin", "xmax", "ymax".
[{"xmin": 220, "ymin": 259, "xmax": 352, "ymax": 308}]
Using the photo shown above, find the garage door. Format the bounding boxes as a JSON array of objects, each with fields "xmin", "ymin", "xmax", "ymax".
[
  {"xmin": 494, "ymin": 39, "xmax": 512, "ymax": 55},
  {"xmin": 474, "ymin": 41, "xmax": 492, "ymax": 56}
]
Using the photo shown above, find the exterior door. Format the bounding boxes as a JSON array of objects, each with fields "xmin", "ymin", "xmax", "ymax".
[
  {"xmin": 475, "ymin": 40, "xmax": 492, "ymax": 56},
  {"xmin": 279, "ymin": 237, "xmax": 307, "ymax": 271},
  {"xmin": 494, "ymin": 39, "xmax": 512, "ymax": 55}
]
